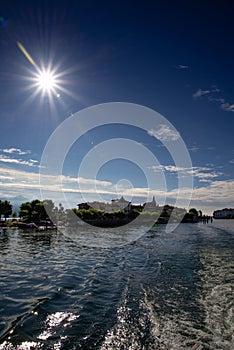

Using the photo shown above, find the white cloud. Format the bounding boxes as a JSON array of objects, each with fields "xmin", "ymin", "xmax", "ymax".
[
  {"xmin": 148, "ymin": 124, "xmax": 180, "ymax": 142},
  {"xmin": 58, "ymin": 175, "xmax": 111, "ymax": 187},
  {"xmin": 229, "ymin": 159, "xmax": 234, "ymax": 164},
  {"xmin": 193, "ymin": 86, "xmax": 234, "ymax": 113},
  {"xmin": 0, "ymin": 155, "xmax": 38, "ymax": 167},
  {"xmin": 0, "ymin": 166, "xmax": 232, "ymax": 214},
  {"xmin": 187, "ymin": 167, "xmax": 222, "ymax": 180},
  {"xmin": 189, "ymin": 180, "xmax": 234, "ymax": 207},
  {"xmin": 197, "ymin": 179, "xmax": 213, "ymax": 183},
  {"xmin": 0, "ymin": 167, "xmax": 113, "ymax": 195},
  {"xmin": 193, "ymin": 88, "xmax": 210, "ymax": 99},
  {"xmin": 161, "ymin": 180, "xmax": 234, "ymax": 214},
  {"xmin": 149, "ymin": 165, "xmax": 223, "ymax": 182},
  {"xmin": 1, "ymin": 148, "xmax": 31, "ymax": 155},
  {"xmin": 0, "ymin": 174, "xmax": 14, "ymax": 181},
  {"xmin": 221, "ymin": 103, "xmax": 234, "ymax": 112}
]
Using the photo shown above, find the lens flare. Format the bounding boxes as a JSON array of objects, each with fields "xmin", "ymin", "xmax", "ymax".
[{"xmin": 17, "ymin": 41, "xmax": 36, "ymax": 67}]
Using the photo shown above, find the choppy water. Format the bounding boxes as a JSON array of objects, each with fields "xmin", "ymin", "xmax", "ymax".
[{"xmin": 0, "ymin": 220, "xmax": 233, "ymax": 349}]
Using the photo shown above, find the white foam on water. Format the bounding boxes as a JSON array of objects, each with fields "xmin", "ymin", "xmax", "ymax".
[
  {"xmin": 0, "ymin": 340, "xmax": 41, "ymax": 349},
  {"xmin": 100, "ymin": 283, "xmax": 204, "ymax": 350},
  {"xmin": 198, "ymin": 252, "xmax": 234, "ymax": 349}
]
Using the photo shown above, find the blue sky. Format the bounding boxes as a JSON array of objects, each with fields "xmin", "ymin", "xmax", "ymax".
[{"xmin": 0, "ymin": 0, "xmax": 233, "ymax": 214}]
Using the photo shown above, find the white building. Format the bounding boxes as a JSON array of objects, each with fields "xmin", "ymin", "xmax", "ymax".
[{"xmin": 213, "ymin": 208, "xmax": 234, "ymax": 218}]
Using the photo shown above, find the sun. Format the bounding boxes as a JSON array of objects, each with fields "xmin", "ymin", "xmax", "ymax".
[
  {"xmin": 21, "ymin": 58, "xmax": 79, "ymax": 114},
  {"xmin": 16, "ymin": 41, "xmax": 81, "ymax": 112},
  {"xmin": 34, "ymin": 66, "xmax": 61, "ymax": 96},
  {"xmin": 36, "ymin": 70, "xmax": 56, "ymax": 93},
  {"xmin": 21, "ymin": 63, "xmax": 64, "ymax": 113}
]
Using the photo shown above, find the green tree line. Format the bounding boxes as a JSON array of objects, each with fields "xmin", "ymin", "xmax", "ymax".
[{"xmin": 0, "ymin": 198, "xmax": 204, "ymax": 225}]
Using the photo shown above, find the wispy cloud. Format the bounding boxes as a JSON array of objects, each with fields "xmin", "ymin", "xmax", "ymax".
[
  {"xmin": 176, "ymin": 65, "xmax": 189, "ymax": 69},
  {"xmin": 208, "ymin": 97, "xmax": 225, "ymax": 103},
  {"xmin": 221, "ymin": 103, "xmax": 234, "ymax": 112},
  {"xmin": 193, "ymin": 86, "xmax": 234, "ymax": 113},
  {"xmin": 147, "ymin": 124, "xmax": 180, "ymax": 142},
  {"xmin": 189, "ymin": 180, "xmax": 234, "ymax": 208},
  {"xmin": 188, "ymin": 145, "xmax": 216, "ymax": 153},
  {"xmin": 1, "ymin": 148, "xmax": 31, "ymax": 155},
  {"xmin": 164, "ymin": 179, "xmax": 234, "ymax": 213},
  {"xmin": 188, "ymin": 146, "xmax": 199, "ymax": 152},
  {"xmin": 229, "ymin": 159, "xmax": 234, "ymax": 164},
  {"xmin": 0, "ymin": 155, "xmax": 38, "ymax": 167},
  {"xmin": 0, "ymin": 167, "xmax": 112, "ymax": 195},
  {"xmin": 149, "ymin": 165, "xmax": 223, "ymax": 182},
  {"xmin": 193, "ymin": 88, "xmax": 210, "ymax": 99}
]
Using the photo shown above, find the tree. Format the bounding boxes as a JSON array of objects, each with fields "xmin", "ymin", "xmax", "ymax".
[
  {"xmin": 43, "ymin": 199, "xmax": 55, "ymax": 222},
  {"xmin": 19, "ymin": 199, "xmax": 55, "ymax": 223},
  {"xmin": 198, "ymin": 210, "xmax": 203, "ymax": 217},
  {"xmin": 0, "ymin": 200, "xmax": 13, "ymax": 220},
  {"xmin": 189, "ymin": 208, "xmax": 198, "ymax": 216},
  {"xmin": 35, "ymin": 202, "xmax": 47, "ymax": 221},
  {"xmin": 57, "ymin": 203, "xmax": 65, "ymax": 222},
  {"xmin": 19, "ymin": 201, "xmax": 33, "ymax": 221}
]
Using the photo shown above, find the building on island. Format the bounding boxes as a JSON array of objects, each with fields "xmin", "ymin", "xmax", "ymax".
[
  {"xmin": 213, "ymin": 208, "xmax": 234, "ymax": 219},
  {"xmin": 78, "ymin": 196, "xmax": 131, "ymax": 213},
  {"xmin": 131, "ymin": 204, "xmax": 144, "ymax": 212},
  {"xmin": 110, "ymin": 196, "xmax": 131, "ymax": 213},
  {"xmin": 77, "ymin": 196, "xmax": 187, "ymax": 217},
  {"xmin": 161, "ymin": 204, "xmax": 174, "ymax": 217},
  {"xmin": 143, "ymin": 196, "xmax": 157, "ymax": 212},
  {"xmin": 78, "ymin": 202, "xmax": 91, "ymax": 210}
]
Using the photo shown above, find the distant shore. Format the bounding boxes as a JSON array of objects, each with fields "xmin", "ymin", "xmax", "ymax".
[{"xmin": 1, "ymin": 197, "xmax": 233, "ymax": 231}]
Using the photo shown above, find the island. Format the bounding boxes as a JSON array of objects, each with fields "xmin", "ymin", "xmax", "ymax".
[{"xmin": 0, "ymin": 196, "xmax": 214, "ymax": 230}]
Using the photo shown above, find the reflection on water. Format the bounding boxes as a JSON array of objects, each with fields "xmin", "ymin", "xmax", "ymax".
[{"xmin": 0, "ymin": 221, "xmax": 233, "ymax": 349}]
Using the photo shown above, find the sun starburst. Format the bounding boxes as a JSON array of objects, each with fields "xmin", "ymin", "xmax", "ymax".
[
  {"xmin": 21, "ymin": 61, "xmax": 75, "ymax": 115},
  {"xmin": 29, "ymin": 63, "xmax": 62, "ymax": 99},
  {"xmin": 36, "ymin": 69, "xmax": 56, "ymax": 93},
  {"xmin": 16, "ymin": 42, "xmax": 80, "ymax": 116}
]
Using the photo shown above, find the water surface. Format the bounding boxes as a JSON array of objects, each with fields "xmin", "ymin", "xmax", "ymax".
[{"xmin": 0, "ymin": 220, "xmax": 233, "ymax": 349}]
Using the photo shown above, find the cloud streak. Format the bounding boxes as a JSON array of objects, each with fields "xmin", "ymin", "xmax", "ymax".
[
  {"xmin": 0, "ymin": 167, "xmax": 112, "ymax": 194},
  {"xmin": 0, "ymin": 155, "xmax": 38, "ymax": 167},
  {"xmin": 176, "ymin": 65, "xmax": 189, "ymax": 69},
  {"xmin": 193, "ymin": 88, "xmax": 210, "ymax": 99},
  {"xmin": 0, "ymin": 165, "xmax": 231, "ymax": 214},
  {"xmin": 149, "ymin": 165, "xmax": 223, "ymax": 182},
  {"xmin": 221, "ymin": 103, "xmax": 234, "ymax": 112},
  {"xmin": 1, "ymin": 148, "xmax": 31, "ymax": 155},
  {"xmin": 147, "ymin": 124, "xmax": 180, "ymax": 142},
  {"xmin": 188, "ymin": 146, "xmax": 200, "ymax": 152},
  {"xmin": 193, "ymin": 86, "xmax": 234, "ymax": 113}
]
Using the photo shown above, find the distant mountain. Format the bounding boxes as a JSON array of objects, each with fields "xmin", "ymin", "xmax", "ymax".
[
  {"xmin": 0, "ymin": 195, "xmax": 29, "ymax": 215},
  {"xmin": 11, "ymin": 195, "xmax": 29, "ymax": 203}
]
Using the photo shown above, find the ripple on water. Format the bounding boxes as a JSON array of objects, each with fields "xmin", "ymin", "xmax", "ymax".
[{"xmin": 0, "ymin": 223, "xmax": 234, "ymax": 349}]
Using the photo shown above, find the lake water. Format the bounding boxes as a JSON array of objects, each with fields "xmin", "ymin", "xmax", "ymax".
[{"xmin": 0, "ymin": 220, "xmax": 233, "ymax": 349}]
